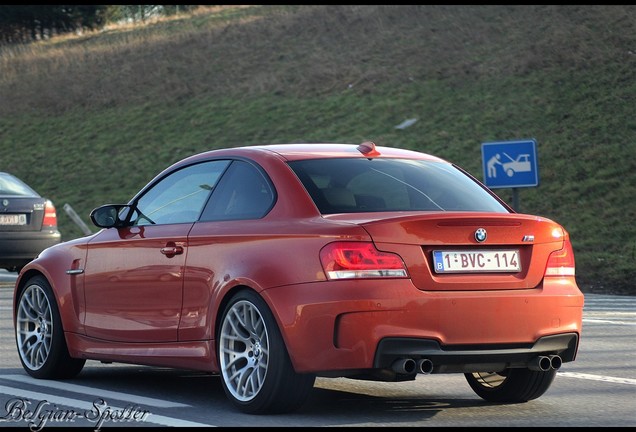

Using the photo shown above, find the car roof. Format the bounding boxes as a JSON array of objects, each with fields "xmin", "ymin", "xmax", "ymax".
[{"xmin": 183, "ymin": 142, "xmax": 447, "ymax": 164}]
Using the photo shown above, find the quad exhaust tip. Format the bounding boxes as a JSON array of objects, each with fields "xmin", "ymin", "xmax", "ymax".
[
  {"xmin": 391, "ymin": 358, "xmax": 434, "ymax": 375},
  {"xmin": 391, "ymin": 355, "xmax": 562, "ymax": 375},
  {"xmin": 391, "ymin": 358, "xmax": 417, "ymax": 374},
  {"xmin": 549, "ymin": 354, "xmax": 563, "ymax": 370},
  {"xmin": 529, "ymin": 355, "xmax": 563, "ymax": 371},
  {"xmin": 417, "ymin": 358, "xmax": 434, "ymax": 374}
]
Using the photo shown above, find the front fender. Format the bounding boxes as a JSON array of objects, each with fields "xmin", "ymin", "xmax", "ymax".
[{"xmin": 14, "ymin": 236, "xmax": 92, "ymax": 336}]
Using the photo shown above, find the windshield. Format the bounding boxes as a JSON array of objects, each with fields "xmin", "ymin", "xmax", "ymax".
[
  {"xmin": 288, "ymin": 158, "xmax": 509, "ymax": 214},
  {"xmin": 0, "ymin": 172, "xmax": 39, "ymax": 197}
]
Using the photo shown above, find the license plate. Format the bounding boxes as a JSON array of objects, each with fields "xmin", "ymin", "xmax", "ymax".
[
  {"xmin": 433, "ymin": 249, "xmax": 520, "ymax": 273},
  {"xmin": 0, "ymin": 214, "xmax": 27, "ymax": 225}
]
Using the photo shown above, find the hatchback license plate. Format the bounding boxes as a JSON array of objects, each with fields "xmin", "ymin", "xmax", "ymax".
[
  {"xmin": 0, "ymin": 214, "xmax": 27, "ymax": 225},
  {"xmin": 433, "ymin": 250, "xmax": 520, "ymax": 273}
]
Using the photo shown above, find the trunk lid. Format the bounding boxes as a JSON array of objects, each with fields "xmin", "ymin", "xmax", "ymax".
[
  {"xmin": 0, "ymin": 197, "xmax": 47, "ymax": 232},
  {"xmin": 325, "ymin": 211, "xmax": 565, "ymax": 291}
]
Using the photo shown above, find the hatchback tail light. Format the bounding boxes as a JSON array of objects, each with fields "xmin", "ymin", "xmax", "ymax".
[
  {"xmin": 544, "ymin": 235, "xmax": 576, "ymax": 277},
  {"xmin": 42, "ymin": 200, "xmax": 58, "ymax": 227},
  {"xmin": 320, "ymin": 241, "xmax": 408, "ymax": 280}
]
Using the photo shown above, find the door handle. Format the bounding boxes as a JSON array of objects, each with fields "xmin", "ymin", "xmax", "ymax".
[{"xmin": 160, "ymin": 244, "xmax": 184, "ymax": 257}]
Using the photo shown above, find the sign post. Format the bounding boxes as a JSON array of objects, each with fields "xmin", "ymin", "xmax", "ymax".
[{"xmin": 481, "ymin": 139, "xmax": 539, "ymax": 211}]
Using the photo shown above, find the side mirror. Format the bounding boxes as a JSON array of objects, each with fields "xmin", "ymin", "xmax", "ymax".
[{"xmin": 90, "ymin": 204, "xmax": 131, "ymax": 228}]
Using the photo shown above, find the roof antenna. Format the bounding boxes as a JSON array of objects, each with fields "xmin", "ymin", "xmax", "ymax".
[{"xmin": 357, "ymin": 141, "xmax": 381, "ymax": 157}]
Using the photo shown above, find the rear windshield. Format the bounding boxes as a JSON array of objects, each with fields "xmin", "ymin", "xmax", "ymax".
[
  {"xmin": 288, "ymin": 158, "xmax": 509, "ymax": 214},
  {"xmin": 0, "ymin": 172, "xmax": 39, "ymax": 197}
]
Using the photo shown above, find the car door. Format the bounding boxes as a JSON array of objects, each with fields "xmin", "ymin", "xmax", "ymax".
[
  {"xmin": 178, "ymin": 159, "xmax": 276, "ymax": 341},
  {"xmin": 83, "ymin": 160, "xmax": 229, "ymax": 342}
]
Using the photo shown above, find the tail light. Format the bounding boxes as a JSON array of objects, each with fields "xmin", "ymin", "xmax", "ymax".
[
  {"xmin": 544, "ymin": 233, "xmax": 576, "ymax": 277},
  {"xmin": 42, "ymin": 200, "xmax": 58, "ymax": 227},
  {"xmin": 320, "ymin": 241, "xmax": 408, "ymax": 280}
]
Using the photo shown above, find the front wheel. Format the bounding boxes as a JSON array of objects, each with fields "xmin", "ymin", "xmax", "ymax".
[
  {"xmin": 218, "ymin": 289, "xmax": 315, "ymax": 414},
  {"xmin": 15, "ymin": 275, "xmax": 85, "ymax": 379},
  {"xmin": 465, "ymin": 368, "xmax": 556, "ymax": 403}
]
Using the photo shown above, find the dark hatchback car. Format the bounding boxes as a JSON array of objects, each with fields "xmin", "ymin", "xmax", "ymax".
[{"xmin": 0, "ymin": 172, "xmax": 61, "ymax": 272}]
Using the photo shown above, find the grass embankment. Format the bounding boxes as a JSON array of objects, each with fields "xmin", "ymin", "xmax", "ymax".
[{"xmin": 0, "ymin": 5, "xmax": 634, "ymax": 294}]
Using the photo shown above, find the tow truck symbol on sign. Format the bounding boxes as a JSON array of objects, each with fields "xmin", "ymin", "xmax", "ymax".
[{"xmin": 501, "ymin": 153, "xmax": 531, "ymax": 177}]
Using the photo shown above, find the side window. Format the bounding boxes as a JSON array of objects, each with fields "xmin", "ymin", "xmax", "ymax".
[
  {"xmin": 133, "ymin": 160, "xmax": 230, "ymax": 226},
  {"xmin": 200, "ymin": 160, "xmax": 274, "ymax": 221}
]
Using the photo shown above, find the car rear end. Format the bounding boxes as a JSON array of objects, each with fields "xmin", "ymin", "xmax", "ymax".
[
  {"xmin": 0, "ymin": 172, "xmax": 61, "ymax": 272},
  {"xmin": 336, "ymin": 212, "xmax": 582, "ymax": 374},
  {"xmin": 268, "ymin": 143, "xmax": 584, "ymax": 377}
]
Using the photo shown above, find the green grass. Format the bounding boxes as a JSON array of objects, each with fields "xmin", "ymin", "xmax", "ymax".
[{"xmin": 0, "ymin": 5, "xmax": 634, "ymax": 294}]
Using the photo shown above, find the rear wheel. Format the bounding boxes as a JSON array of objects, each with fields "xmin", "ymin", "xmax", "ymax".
[
  {"xmin": 218, "ymin": 289, "xmax": 315, "ymax": 414},
  {"xmin": 15, "ymin": 275, "xmax": 85, "ymax": 379},
  {"xmin": 465, "ymin": 368, "xmax": 556, "ymax": 403}
]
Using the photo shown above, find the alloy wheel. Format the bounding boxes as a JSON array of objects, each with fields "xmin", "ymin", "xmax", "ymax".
[
  {"xmin": 16, "ymin": 284, "xmax": 53, "ymax": 371},
  {"xmin": 219, "ymin": 299, "xmax": 270, "ymax": 402}
]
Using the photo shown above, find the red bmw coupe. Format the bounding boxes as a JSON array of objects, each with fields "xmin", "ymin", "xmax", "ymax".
[{"xmin": 13, "ymin": 142, "xmax": 584, "ymax": 414}]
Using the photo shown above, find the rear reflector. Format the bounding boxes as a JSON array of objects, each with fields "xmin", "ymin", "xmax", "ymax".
[{"xmin": 320, "ymin": 241, "xmax": 408, "ymax": 280}]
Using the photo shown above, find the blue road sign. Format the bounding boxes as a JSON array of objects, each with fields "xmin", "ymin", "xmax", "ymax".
[{"xmin": 481, "ymin": 139, "xmax": 539, "ymax": 188}]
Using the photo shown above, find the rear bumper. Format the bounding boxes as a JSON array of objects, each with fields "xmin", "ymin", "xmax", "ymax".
[
  {"xmin": 374, "ymin": 333, "xmax": 579, "ymax": 374},
  {"xmin": 0, "ymin": 231, "xmax": 61, "ymax": 268},
  {"xmin": 262, "ymin": 277, "xmax": 584, "ymax": 375}
]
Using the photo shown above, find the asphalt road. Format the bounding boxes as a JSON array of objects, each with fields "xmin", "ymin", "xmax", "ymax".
[{"xmin": 0, "ymin": 280, "xmax": 634, "ymax": 428}]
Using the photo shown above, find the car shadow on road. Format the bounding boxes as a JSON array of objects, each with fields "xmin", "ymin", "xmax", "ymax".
[
  {"xmin": 8, "ymin": 364, "xmax": 490, "ymax": 426},
  {"xmin": 299, "ymin": 382, "xmax": 488, "ymax": 424}
]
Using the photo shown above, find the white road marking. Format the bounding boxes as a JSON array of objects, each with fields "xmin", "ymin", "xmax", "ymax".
[
  {"xmin": 583, "ymin": 318, "xmax": 636, "ymax": 325},
  {"xmin": 0, "ymin": 374, "xmax": 188, "ymax": 407},
  {"xmin": 557, "ymin": 372, "xmax": 636, "ymax": 386}
]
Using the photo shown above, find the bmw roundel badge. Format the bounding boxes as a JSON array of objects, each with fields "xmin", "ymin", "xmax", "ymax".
[{"xmin": 475, "ymin": 228, "xmax": 487, "ymax": 243}]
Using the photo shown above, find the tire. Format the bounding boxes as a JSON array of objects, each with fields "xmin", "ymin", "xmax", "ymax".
[
  {"xmin": 218, "ymin": 289, "xmax": 315, "ymax": 414},
  {"xmin": 15, "ymin": 275, "xmax": 85, "ymax": 379},
  {"xmin": 465, "ymin": 368, "xmax": 557, "ymax": 403}
]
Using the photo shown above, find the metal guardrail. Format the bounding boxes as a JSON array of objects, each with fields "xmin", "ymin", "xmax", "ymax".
[{"xmin": 62, "ymin": 203, "xmax": 93, "ymax": 236}]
